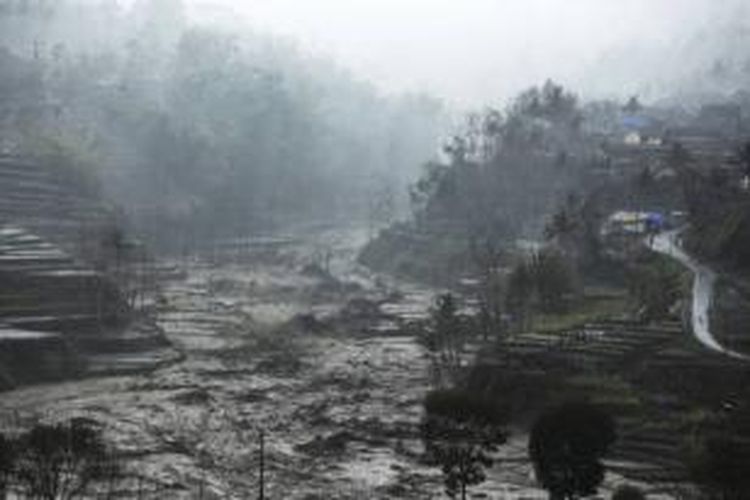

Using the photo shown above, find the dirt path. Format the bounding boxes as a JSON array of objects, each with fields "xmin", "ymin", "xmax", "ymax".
[{"xmin": 650, "ymin": 230, "xmax": 750, "ymax": 361}]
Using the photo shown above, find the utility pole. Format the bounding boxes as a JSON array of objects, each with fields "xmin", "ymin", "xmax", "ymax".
[{"xmin": 259, "ymin": 429, "xmax": 265, "ymax": 500}]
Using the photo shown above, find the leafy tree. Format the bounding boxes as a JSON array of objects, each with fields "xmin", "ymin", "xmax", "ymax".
[
  {"xmin": 628, "ymin": 255, "xmax": 683, "ymax": 322},
  {"xmin": 623, "ymin": 96, "xmax": 642, "ymax": 114},
  {"xmin": 395, "ymin": 80, "xmax": 591, "ymax": 284},
  {"xmin": 545, "ymin": 198, "xmax": 580, "ymax": 246},
  {"xmin": 506, "ymin": 259, "xmax": 534, "ymax": 331},
  {"xmin": 528, "ymin": 402, "xmax": 616, "ymax": 500},
  {"xmin": 421, "ymin": 389, "xmax": 508, "ymax": 500},
  {"xmin": 469, "ymin": 228, "xmax": 508, "ymax": 341},
  {"xmin": 529, "ymin": 249, "xmax": 576, "ymax": 313},
  {"xmin": 545, "ymin": 193, "xmax": 604, "ymax": 275},
  {"xmin": 418, "ymin": 294, "xmax": 470, "ymax": 385}
]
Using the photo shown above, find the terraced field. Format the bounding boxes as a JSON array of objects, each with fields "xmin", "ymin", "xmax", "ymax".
[{"xmin": 0, "ymin": 155, "xmax": 174, "ymax": 387}]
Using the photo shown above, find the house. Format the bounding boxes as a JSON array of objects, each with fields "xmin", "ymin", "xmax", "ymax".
[{"xmin": 602, "ymin": 211, "xmax": 665, "ymax": 236}]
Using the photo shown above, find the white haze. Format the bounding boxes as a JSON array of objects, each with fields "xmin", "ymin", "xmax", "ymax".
[{"xmin": 181, "ymin": 0, "xmax": 750, "ymax": 107}]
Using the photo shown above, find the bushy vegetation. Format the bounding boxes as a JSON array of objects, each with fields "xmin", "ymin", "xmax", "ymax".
[
  {"xmin": 612, "ymin": 484, "xmax": 646, "ymax": 500},
  {"xmin": 626, "ymin": 252, "xmax": 687, "ymax": 322},
  {"xmin": 507, "ymin": 248, "xmax": 579, "ymax": 327},
  {"xmin": 528, "ymin": 402, "xmax": 616, "ymax": 500},
  {"xmin": 420, "ymin": 388, "xmax": 508, "ymax": 500},
  {"xmin": 676, "ymin": 140, "xmax": 750, "ymax": 273},
  {"xmin": 417, "ymin": 294, "xmax": 472, "ymax": 386},
  {"xmin": 0, "ymin": 418, "xmax": 118, "ymax": 499},
  {"xmin": 361, "ymin": 80, "xmax": 598, "ymax": 284}
]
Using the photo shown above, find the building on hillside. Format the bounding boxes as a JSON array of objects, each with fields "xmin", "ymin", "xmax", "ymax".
[
  {"xmin": 621, "ymin": 114, "xmax": 665, "ymax": 146},
  {"xmin": 601, "ymin": 211, "xmax": 666, "ymax": 237}
]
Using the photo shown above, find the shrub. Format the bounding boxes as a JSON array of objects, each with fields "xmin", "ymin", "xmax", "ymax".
[
  {"xmin": 529, "ymin": 402, "xmax": 616, "ymax": 500},
  {"xmin": 421, "ymin": 388, "xmax": 509, "ymax": 499}
]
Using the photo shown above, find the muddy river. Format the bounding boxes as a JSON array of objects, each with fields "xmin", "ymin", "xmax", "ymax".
[{"xmin": 0, "ymin": 227, "xmax": 544, "ymax": 499}]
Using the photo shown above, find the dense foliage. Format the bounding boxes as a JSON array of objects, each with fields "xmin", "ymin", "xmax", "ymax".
[
  {"xmin": 410, "ymin": 81, "xmax": 592, "ymax": 241},
  {"xmin": 528, "ymin": 402, "xmax": 616, "ymax": 500},
  {"xmin": 421, "ymin": 388, "xmax": 508, "ymax": 500},
  {"xmin": 361, "ymin": 80, "xmax": 599, "ymax": 284},
  {"xmin": 0, "ymin": 418, "xmax": 117, "ymax": 499}
]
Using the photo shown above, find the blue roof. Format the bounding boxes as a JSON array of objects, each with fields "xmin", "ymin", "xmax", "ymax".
[{"xmin": 621, "ymin": 115, "xmax": 649, "ymax": 130}]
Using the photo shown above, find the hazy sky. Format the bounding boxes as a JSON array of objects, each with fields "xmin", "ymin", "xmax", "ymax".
[{"xmin": 188, "ymin": 0, "xmax": 747, "ymax": 106}]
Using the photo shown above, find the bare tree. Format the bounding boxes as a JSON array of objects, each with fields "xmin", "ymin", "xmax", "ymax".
[{"xmin": 14, "ymin": 418, "xmax": 119, "ymax": 500}]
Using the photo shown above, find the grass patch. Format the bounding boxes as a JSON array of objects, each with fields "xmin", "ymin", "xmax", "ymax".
[
  {"xmin": 532, "ymin": 293, "xmax": 630, "ymax": 333},
  {"xmin": 564, "ymin": 374, "xmax": 643, "ymax": 414}
]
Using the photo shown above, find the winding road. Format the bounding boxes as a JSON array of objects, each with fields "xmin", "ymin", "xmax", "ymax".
[{"xmin": 649, "ymin": 230, "xmax": 749, "ymax": 361}]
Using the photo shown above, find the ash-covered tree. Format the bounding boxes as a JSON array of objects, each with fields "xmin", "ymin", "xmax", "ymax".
[
  {"xmin": 421, "ymin": 389, "xmax": 509, "ymax": 500},
  {"xmin": 529, "ymin": 402, "xmax": 616, "ymax": 500}
]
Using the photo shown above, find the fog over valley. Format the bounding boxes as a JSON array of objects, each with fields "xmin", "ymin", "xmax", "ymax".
[{"xmin": 2, "ymin": 1, "xmax": 750, "ymax": 499}]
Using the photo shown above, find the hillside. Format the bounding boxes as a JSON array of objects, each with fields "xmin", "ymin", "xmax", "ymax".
[{"xmin": 0, "ymin": 154, "xmax": 173, "ymax": 389}]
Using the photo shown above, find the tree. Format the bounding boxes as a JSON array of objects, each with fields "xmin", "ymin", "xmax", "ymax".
[
  {"xmin": 421, "ymin": 389, "xmax": 508, "ymax": 500},
  {"xmin": 628, "ymin": 255, "xmax": 682, "ymax": 322},
  {"xmin": 14, "ymin": 418, "xmax": 118, "ymax": 500},
  {"xmin": 418, "ymin": 294, "xmax": 470, "ymax": 386},
  {"xmin": 623, "ymin": 96, "xmax": 642, "ymax": 115},
  {"xmin": 506, "ymin": 248, "xmax": 577, "ymax": 330},
  {"xmin": 506, "ymin": 259, "xmax": 534, "ymax": 332},
  {"xmin": 469, "ymin": 235, "xmax": 506, "ymax": 341},
  {"xmin": 528, "ymin": 402, "xmax": 616, "ymax": 500},
  {"xmin": 529, "ymin": 249, "xmax": 576, "ymax": 313}
]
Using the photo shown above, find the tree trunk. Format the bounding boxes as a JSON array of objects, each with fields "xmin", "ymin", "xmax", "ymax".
[{"xmin": 259, "ymin": 430, "xmax": 265, "ymax": 500}]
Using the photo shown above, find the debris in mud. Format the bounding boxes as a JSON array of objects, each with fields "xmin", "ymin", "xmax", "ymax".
[
  {"xmin": 0, "ymin": 228, "xmax": 450, "ymax": 498},
  {"xmin": 296, "ymin": 431, "xmax": 356, "ymax": 456},
  {"xmin": 341, "ymin": 297, "xmax": 383, "ymax": 321},
  {"xmin": 296, "ymin": 430, "xmax": 390, "ymax": 459},
  {"xmin": 288, "ymin": 313, "xmax": 327, "ymax": 333},
  {"xmin": 255, "ymin": 352, "xmax": 306, "ymax": 375},
  {"xmin": 172, "ymin": 388, "xmax": 213, "ymax": 406},
  {"xmin": 233, "ymin": 389, "xmax": 269, "ymax": 403},
  {"xmin": 300, "ymin": 262, "xmax": 333, "ymax": 280}
]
